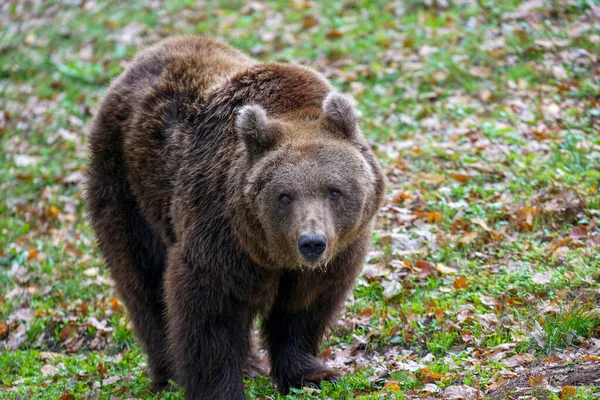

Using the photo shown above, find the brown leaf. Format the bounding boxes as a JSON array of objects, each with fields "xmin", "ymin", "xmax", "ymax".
[
  {"xmin": 516, "ymin": 205, "xmax": 536, "ymax": 231},
  {"xmin": 504, "ymin": 353, "xmax": 535, "ymax": 367},
  {"xmin": 486, "ymin": 376, "xmax": 509, "ymax": 390},
  {"xmin": 0, "ymin": 321, "xmax": 9, "ymax": 340},
  {"xmin": 450, "ymin": 171, "xmax": 472, "ymax": 183},
  {"xmin": 461, "ymin": 329, "xmax": 475, "ymax": 343},
  {"xmin": 109, "ymin": 297, "xmax": 123, "ymax": 311},
  {"xmin": 302, "ymin": 15, "xmax": 318, "ymax": 29},
  {"xmin": 568, "ymin": 226, "xmax": 587, "ymax": 240},
  {"xmin": 552, "ymin": 246, "xmax": 569, "ymax": 258},
  {"xmin": 414, "ymin": 261, "xmax": 436, "ymax": 279},
  {"xmin": 581, "ymin": 355, "xmax": 600, "ymax": 361},
  {"xmin": 427, "ymin": 211, "xmax": 443, "ymax": 222},
  {"xmin": 291, "ymin": 0, "xmax": 311, "ymax": 9},
  {"xmin": 417, "ymin": 172, "xmax": 446, "ymax": 185},
  {"xmin": 60, "ymin": 323, "xmax": 77, "ymax": 340},
  {"xmin": 435, "ymin": 263, "xmax": 458, "ymax": 274},
  {"xmin": 529, "ymin": 375, "xmax": 544, "ymax": 387},
  {"xmin": 434, "ymin": 308, "xmax": 445, "ymax": 320},
  {"xmin": 320, "ymin": 346, "xmax": 333, "ymax": 357},
  {"xmin": 561, "ymin": 386, "xmax": 576, "ymax": 400},
  {"xmin": 358, "ymin": 307, "xmax": 373, "ymax": 317},
  {"xmin": 325, "ymin": 29, "xmax": 343, "ymax": 40},
  {"xmin": 454, "ymin": 276, "xmax": 468, "ymax": 290},
  {"xmin": 469, "ymin": 66, "xmax": 491, "ymax": 78},
  {"xmin": 420, "ymin": 367, "xmax": 446, "ymax": 382},
  {"xmin": 459, "ymin": 232, "xmax": 478, "ymax": 244}
]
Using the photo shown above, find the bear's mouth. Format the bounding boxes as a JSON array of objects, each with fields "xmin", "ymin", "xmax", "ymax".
[{"xmin": 298, "ymin": 251, "xmax": 333, "ymax": 271}]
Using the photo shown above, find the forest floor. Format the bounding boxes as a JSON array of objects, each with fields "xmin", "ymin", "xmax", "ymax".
[{"xmin": 1, "ymin": 0, "xmax": 599, "ymax": 399}]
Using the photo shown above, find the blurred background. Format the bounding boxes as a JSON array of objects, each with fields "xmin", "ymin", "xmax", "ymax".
[{"xmin": 1, "ymin": 1, "xmax": 599, "ymax": 399}]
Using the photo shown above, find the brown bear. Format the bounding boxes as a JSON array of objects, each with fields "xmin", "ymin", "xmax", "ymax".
[{"xmin": 86, "ymin": 36, "xmax": 385, "ymax": 399}]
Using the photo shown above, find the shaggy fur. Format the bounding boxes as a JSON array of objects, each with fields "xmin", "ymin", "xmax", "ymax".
[{"xmin": 86, "ymin": 36, "xmax": 385, "ymax": 399}]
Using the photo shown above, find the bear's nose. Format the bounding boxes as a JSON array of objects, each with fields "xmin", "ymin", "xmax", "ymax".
[{"xmin": 298, "ymin": 234, "xmax": 327, "ymax": 262}]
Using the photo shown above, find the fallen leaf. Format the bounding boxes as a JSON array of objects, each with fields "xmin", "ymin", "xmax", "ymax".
[
  {"xmin": 14, "ymin": 154, "xmax": 40, "ymax": 167},
  {"xmin": 486, "ymin": 376, "xmax": 509, "ymax": 390},
  {"xmin": 461, "ymin": 329, "xmax": 475, "ymax": 343},
  {"xmin": 382, "ymin": 280, "xmax": 402, "ymax": 299},
  {"xmin": 479, "ymin": 88, "xmax": 493, "ymax": 102},
  {"xmin": 60, "ymin": 324, "xmax": 77, "ymax": 340},
  {"xmin": 417, "ymin": 172, "xmax": 446, "ymax": 185},
  {"xmin": 568, "ymin": 226, "xmax": 587, "ymax": 240},
  {"xmin": 87, "ymin": 317, "xmax": 113, "ymax": 332},
  {"xmin": 420, "ymin": 367, "xmax": 446, "ymax": 382},
  {"xmin": 581, "ymin": 354, "xmax": 600, "ymax": 361},
  {"xmin": 450, "ymin": 171, "xmax": 472, "ymax": 183},
  {"xmin": 41, "ymin": 364, "xmax": 58, "ymax": 376},
  {"xmin": 516, "ymin": 205, "xmax": 536, "ymax": 231},
  {"xmin": 531, "ymin": 321, "xmax": 546, "ymax": 347},
  {"xmin": 543, "ymin": 103, "xmax": 562, "ymax": 120},
  {"xmin": 414, "ymin": 260, "xmax": 437, "ymax": 279},
  {"xmin": 0, "ymin": 321, "xmax": 8, "ymax": 340},
  {"xmin": 561, "ymin": 385, "xmax": 576, "ymax": 400},
  {"xmin": 553, "ymin": 246, "xmax": 569, "ymax": 258},
  {"xmin": 459, "ymin": 232, "xmax": 478, "ymax": 244},
  {"xmin": 427, "ymin": 211, "xmax": 443, "ymax": 222},
  {"xmin": 435, "ymin": 263, "xmax": 458, "ymax": 274},
  {"xmin": 25, "ymin": 31, "xmax": 37, "ymax": 46},
  {"xmin": 320, "ymin": 346, "xmax": 333, "ymax": 357},
  {"xmin": 504, "ymin": 353, "xmax": 535, "ymax": 367},
  {"xmin": 469, "ymin": 66, "xmax": 492, "ymax": 78},
  {"xmin": 325, "ymin": 29, "xmax": 343, "ymax": 40},
  {"xmin": 529, "ymin": 375, "xmax": 544, "ymax": 387},
  {"xmin": 443, "ymin": 385, "xmax": 479, "ymax": 399},
  {"xmin": 302, "ymin": 15, "xmax": 318, "ymax": 29},
  {"xmin": 109, "ymin": 297, "xmax": 123, "ymax": 311},
  {"xmin": 63, "ymin": 170, "xmax": 87, "ymax": 185},
  {"xmin": 423, "ymin": 383, "xmax": 440, "ymax": 393},
  {"xmin": 432, "ymin": 70, "xmax": 447, "ymax": 82},
  {"xmin": 552, "ymin": 65, "xmax": 568, "ymax": 80},
  {"xmin": 454, "ymin": 276, "xmax": 468, "ymax": 290},
  {"xmin": 532, "ymin": 271, "xmax": 553, "ymax": 285}
]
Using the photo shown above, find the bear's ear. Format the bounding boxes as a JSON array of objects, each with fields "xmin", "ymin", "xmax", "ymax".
[
  {"xmin": 322, "ymin": 92, "xmax": 358, "ymax": 140},
  {"xmin": 236, "ymin": 105, "xmax": 280, "ymax": 155}
]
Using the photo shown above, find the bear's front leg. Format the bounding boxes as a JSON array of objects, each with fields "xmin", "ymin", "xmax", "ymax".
[
  {"xmin": 263, "ymin": 237, "xmax": 368, "ymax": 394},
  {"xmin": 165, "ymin": 244, "xmax": 251, "ymax": 400},
  {"xmin": 264, "ymin": 292, "xmax": 340, "ymax": 394},
  {"xmin": 263, "ymin": 233, "xmax": 369, "ymax": 393}
]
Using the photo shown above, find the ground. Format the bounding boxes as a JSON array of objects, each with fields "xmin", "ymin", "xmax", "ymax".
[{"xmin": 1, "ymin": 0, "xmax": 599, "ymax": 399}]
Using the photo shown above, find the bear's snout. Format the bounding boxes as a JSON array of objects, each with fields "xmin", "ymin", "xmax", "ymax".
[{"xmin": 298, "ymin": 233, "xmax": 327, "ymax": 262}]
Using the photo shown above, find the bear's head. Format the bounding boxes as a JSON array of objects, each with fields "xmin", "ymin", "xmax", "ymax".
[{"xmin": 233, "ymin": 92, "xmax": 385, "ymax": 270}]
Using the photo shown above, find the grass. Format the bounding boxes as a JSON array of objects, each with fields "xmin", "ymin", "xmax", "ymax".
[
  {"xmin": 534, "ymin": 303, "xmax": 600, "ymax": 354},
  {"xmin": 1, "ymin": 0, "xmax": 600, "ymax": 399}
]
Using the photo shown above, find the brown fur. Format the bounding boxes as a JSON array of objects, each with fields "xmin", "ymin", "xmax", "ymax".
[{"xmin": 86, "ymin": 36, "xmax": 385, "ymax": 399}]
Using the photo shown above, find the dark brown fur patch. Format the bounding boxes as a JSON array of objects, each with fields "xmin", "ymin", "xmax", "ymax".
[{"xmin": 86, "ymin": 36, "xmax": 385, "ymax": 399}]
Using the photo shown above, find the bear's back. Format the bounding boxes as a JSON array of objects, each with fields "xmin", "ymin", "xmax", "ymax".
[{"xmin": 89, "ymin": 37, "xmax": 256, "ymax": 244}]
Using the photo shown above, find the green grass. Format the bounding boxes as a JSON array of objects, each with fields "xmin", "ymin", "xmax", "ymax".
[
  {"xmin": 2, "ymin": 0, "xmax": 600, "ymax": 399},
  {"xmin": 534, "ymin": 303, "xmax": 600, "ymax": 354}
]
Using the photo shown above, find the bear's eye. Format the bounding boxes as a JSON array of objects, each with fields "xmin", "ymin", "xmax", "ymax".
[
  {"xmin": 328, "ymin": 190, "xmax": 341, "ymax": 201},
  {"xmin": 279, "ymin": 194, "xmax": 291, "ymax": 205}
]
